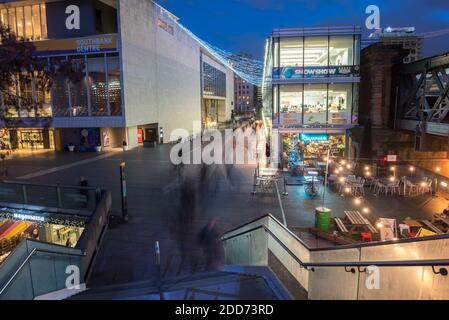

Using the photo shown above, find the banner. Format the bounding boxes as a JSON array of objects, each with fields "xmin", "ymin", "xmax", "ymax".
[{"xmin": 273, "ymin": 65, "xmax": 360, "ymax": 79}]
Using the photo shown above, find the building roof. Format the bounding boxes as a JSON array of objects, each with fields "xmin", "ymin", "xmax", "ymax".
[{"xmin": 271, "ymin": 26, "xmax": 361, "ymax": 37}]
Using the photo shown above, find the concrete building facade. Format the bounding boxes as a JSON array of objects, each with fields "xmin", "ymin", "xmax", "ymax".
[
  {"xmin": 263, "ymin": 26, "xmax": 361, "ymax": 161},
  {"xmin": 0, "ymin": 0, "xmax": 234, "ymax": 151}
]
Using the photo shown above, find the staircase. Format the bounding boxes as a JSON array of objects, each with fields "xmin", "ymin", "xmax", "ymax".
[{"xmin": 69, "ymin": 267, "xmax": 291, "ymax": 300}]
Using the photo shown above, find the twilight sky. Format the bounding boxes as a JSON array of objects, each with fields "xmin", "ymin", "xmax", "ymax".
[{"xmin": 156, "ymin": 0, "xmax": 449, "ymax": 60}]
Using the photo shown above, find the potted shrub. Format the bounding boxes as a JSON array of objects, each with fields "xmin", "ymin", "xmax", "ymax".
[
  {"xmin": 94, "ymin": 143, "xmax": 102, "ymax": 152},
  {"xmin": 68, "ymin": 143, "xmax": 75, "ymax": 152},
  {"xmin": 122, "ymin": 141, "xmax": 128, "ymax": 152}
]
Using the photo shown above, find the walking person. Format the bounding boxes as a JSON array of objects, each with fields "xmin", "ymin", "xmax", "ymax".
[
  {"xmin": 197, "ymin": 218, "xmax": 224, "ymax": 271},
  {"xmin": 79, "ymin": 177, "xmax": 89, "ymax": 207}
]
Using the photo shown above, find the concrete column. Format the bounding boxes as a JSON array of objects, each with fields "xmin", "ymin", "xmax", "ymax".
[{"xmin": 126, "ymin": 126, "xmax": 139, "ymax": 149}]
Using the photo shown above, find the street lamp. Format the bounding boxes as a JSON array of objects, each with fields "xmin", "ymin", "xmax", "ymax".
[{"xmin": 409, "ymin": 166, "xmax": 415, "ymax": 177}]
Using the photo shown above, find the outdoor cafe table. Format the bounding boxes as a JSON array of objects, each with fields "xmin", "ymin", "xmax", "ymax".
[
  {"xmin": 252, "ymin": 168, "xmax": 288, "ymax": 195},
  {"xmin": 344, "ymin": 211, "xmax": 379, "ymax": 235}
]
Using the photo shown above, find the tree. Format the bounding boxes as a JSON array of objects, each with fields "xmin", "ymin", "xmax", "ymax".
[{"xmin": 0, "ymin": 23, "xmax": 84, "ymax": 177}]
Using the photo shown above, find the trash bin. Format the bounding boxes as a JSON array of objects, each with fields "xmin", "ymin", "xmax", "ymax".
[{"xmin": 315, "ymin": 207, "xmax": 332, "ymax": 231}]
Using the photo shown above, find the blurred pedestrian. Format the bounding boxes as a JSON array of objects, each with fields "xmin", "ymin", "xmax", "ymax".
[
  {"xmin": 79, "ymin": 177, "xmax": 89, "ymax": 207},
  {"xmin": 197, "ymin": 218, "xmax": 224, "ymax": 271}
]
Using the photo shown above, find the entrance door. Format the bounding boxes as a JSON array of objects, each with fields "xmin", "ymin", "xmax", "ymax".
[
  {"xmin": 144, "ymin": 128, "xmax": 156, "ymax": 142},
  {"xmin": 20, "ymin": 131, "xmax": 44, "ymax": 149},
  {"xmin": 137, "ymin": 129, "xmax": 143, "ymax": 143}
]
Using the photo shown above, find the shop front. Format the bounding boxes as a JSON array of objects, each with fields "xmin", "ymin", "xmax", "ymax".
[
  {"xmin": 1, "ymin": 128, "xmax": 55, "ymax": 150},
  {"xmin": 202, "ymin": 98, "xmax": 225, "ymax": 129},
  {"xmin": 0, "ymin": 208, "xmax": 86, "ymax": 264},
  {"xmin": 281, "ymin": 130, "xmax": 347, "ymax": 173}
]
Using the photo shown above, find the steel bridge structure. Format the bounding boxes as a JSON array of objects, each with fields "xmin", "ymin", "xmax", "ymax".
[{"xmin": 397, "ymin": 52, "xmax": 449, "ymax": 137}]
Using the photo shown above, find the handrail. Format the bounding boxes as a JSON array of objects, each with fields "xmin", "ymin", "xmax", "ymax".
[
  {"xmin": 1, "ymin": 180, "xmax": 100, "ymax": 191},
  {"xmin": 0, "ymin": 248, "xmax": 36, "ymax": 296},
  {"xmin": 0, "ymin": 247, "xmax": 86, "ymax": 296},
  {"xmin": 222, "ymin": 224, "xmax": 449, "ymax": 270},
  {"xmin": 223, "ymin": 213, "xmax": 449, "ymax": 252}
]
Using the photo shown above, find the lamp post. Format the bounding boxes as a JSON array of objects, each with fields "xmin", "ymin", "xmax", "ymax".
[
  {"xmin": 120, "ymin": 162, "xmax": 129, "ymax": 223},
  {"xmin": 435, "ymin": 167, "xmax": 441, "ymax": 195}
]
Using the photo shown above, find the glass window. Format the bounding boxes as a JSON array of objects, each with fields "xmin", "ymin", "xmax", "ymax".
[
  {"xmin": 329, "ymin": 36, "xmax": 353, "ymax": 66},
  {"xmin": 8, "ymin": 8, "xmax": 16, "ymax": 35},
  {"xmin": 24, "ymin": 6, "xmax": 32, "ymax": 40},
  {"xmin": 0, "ymin": 9, "xmax": 7, "ymax": 26},
  {"xmin": 328, "ymin": 83, "xmax": 352, "ymax": 125},
  {"xmin": 51, "ymin": 58, "xmax": 70, "ymax": 117},
  {"xmin": 16, "ymin": 7, "xmax": 24, "ymax": 40},
  {"xmin": 40, "ymin": 4, "xmax": 47, "ymax": 39},
  {"xmin": 36, "ymin": 80, "xmax": 52, "ymax": 118},
  {"xmin": 32, "ymin": 5, "xmax": 42, "ymax": 40},
  {"xmin": 279, "ymin": 85, "xmax": 303, "ymax": 126},
  {"xmin": 273, "ymin": 38, "xmax": 279, "ymax": 67},
  {"xmin": 69, "ymin": 57, "xmax": 88, "ymax": 117},
  {"xmin": 280, "ymin": 37, "xmax": 303, "ymax": 67},
  {"xmin": 352, "ymin": 83, "xmax": 359, "ymax": 124},
  {"xmin": 354, "ymin": 34, "xmax": 360, "ymax": 65},
  {"xmin": 107, "ymin": 55, "xmax": 122, "ymax": 116},
  {"xmin": 304, "ymin": 37, "xmax": 328, "ymax": 67},
  {"xmin": 303, "ymin": 84, "xmax": 327, "ymax": 125},
  {"xmin": 272, "ymin": 85, "xmax": 279, "ymax": 125},
  {"xmin": 87, "ymin": 56, "xmax": 108, "ymax": 116}
]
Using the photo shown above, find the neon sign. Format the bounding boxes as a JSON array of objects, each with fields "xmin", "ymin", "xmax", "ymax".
[{"xmin": 300, "ymin": 133, "xmax": 329, "ymax": 142}]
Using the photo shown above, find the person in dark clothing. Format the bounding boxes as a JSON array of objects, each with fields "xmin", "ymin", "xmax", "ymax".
[
  {"xmin": 176, "ymin": 178, "xmax": 197, "ymax": 266},
  {"xmin": 79, "ymin": 177, "xmax": 89, "ymax": 207},
  {"xmin": 197, "ymin": 218, "xmax": 224, "ymax": 271}
]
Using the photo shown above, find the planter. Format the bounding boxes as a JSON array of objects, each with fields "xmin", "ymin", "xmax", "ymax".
[
  {"xmin": 122, "ymin": 146, "xmax": 128, "ymax": 152},
  {"xmin": 68, "ymin": 146, "xmax": 75, "ymax": 152},
  {"xmin": 95, "ymin": 146, "xmax": 102, "ymax": 152}
]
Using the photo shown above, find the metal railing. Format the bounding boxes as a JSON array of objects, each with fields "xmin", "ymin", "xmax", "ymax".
[
  {"xmin": 0, "ymin": 180, "xmax": 101, "ymax": 214},
  {"xmin": 0, "ymin": 242, "xmax": 86, "ymax": 299},
  {"xmin": 222, "ymin": 223, "xmax": 449, "ymax": 273}
]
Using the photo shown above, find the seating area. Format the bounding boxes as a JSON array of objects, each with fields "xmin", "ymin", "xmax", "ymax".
[{"xmin": 329, "ymin": 162, "xmax": 435, "ymax": 199}]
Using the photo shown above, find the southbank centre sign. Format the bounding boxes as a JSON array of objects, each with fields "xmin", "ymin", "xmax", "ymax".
[
  {"xmin": 33, "ymin": 34, "xmax": 118, "ymax": 56},
  {"xmin": 273, "ymin": 65, "xmax": 360, "ymax": 79}
]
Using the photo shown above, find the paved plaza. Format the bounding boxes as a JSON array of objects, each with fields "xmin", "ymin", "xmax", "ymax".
[{"xmin": 3, "ymin": 145, "xmax": 448, "ymax": 287}]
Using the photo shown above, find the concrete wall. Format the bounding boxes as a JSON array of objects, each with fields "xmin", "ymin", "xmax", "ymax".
[
  {"xmin": 118, "ymin": 0, "xmax": 205, "ymax": 144},
  {"xmin": 223, "ymin": 214, "xmax": 449, "ymax": 300}
]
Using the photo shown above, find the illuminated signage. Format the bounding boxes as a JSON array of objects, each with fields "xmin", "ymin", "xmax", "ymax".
[
  {"xmin": 34, "ymin": 34, "xmax": 117, "ymax": 56},
  {"xmin": 13, "ymin": 213, "xmax": 46, "ymax": 223},
  {"xmin": 300, "ymin": 133, "xmax": 329, "ymax": 142},
  {"xmin": 273, "ymin": 66, "xmax": 360, "ymax": 79}
]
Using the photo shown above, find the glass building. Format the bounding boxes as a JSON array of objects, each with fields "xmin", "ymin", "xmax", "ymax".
[{"xmin": 263, "ymin": 27, "xmax": 361, "ymax": 160}]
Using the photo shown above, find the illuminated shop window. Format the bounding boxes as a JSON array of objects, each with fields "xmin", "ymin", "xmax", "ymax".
[
  {"xmin": 304, "ymin": 37, "xmax": 328, "ymax": 67},
  {"xmin": 303, "ymin": 84, "xmax": 327, "ymax": 125},
  {"xmin": 280, "ymin": 37, "xmax": 303, "ymax": 67},
  {"xmin": 69, "ymin": 57, "xmax": 89, "ymax": 117},
  {"xmin": 279, "ymin": 85, "xmax": 303, "ymax": 126},
  {"xmin": 328, "ymin": 83, "xmax": 352, "ymax": 125},
  {"xmin": 107, "ymin": 55, "xmax": 122, "ymax": 116},
  {"xmin": 87, "ymin": 56, "xmax": 108, "ymax": 116},
  {"xmin": 51, "ymin": 57, "xmax": 70, "ymax": 117},
  {"xmin": 329, "ymin": 36, "xmax": 353, "ymax": 66},
  {"xmin": 0, "ymin": 4, "xmax": 47, "ymax": 40}
]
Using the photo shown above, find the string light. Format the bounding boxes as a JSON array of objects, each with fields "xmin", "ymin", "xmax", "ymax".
[{"xmin": 154, "ymin": 2, "xmax": 264, "ymax": 86}]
